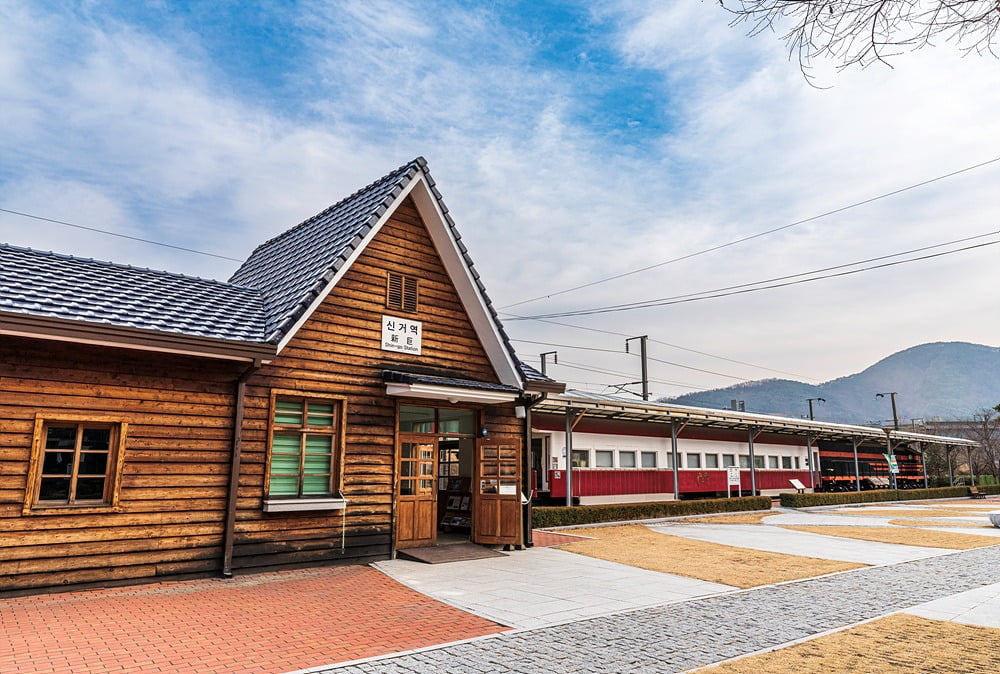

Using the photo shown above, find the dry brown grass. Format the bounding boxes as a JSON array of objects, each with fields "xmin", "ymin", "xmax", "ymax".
[
  {"xmin": 912, "ymin": 498, "xmax": 1000, "ymax": 507},
  {"xmin": 889, "ymin": 519, "xmax": 996, "ymax": 529},
  {"xmin": 558, "ymin": 525, "xmax": 863, "ymax": 588},
  {"xmin": 831, "ymin": 508, "xmax": 997, "ymax": 518},
  {"xmin": 684, "ymin": 512, "xmax": 775, "ymax": 525},
  {"xmin": 697, "ymin": 614, "xmax": 1000, "ymax": 673},
  {"xmin": 782, "ymin": 525, "xmax": 999, "ymax": 549}
]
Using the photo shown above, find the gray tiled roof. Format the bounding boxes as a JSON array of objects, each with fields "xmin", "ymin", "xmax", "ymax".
[
  {"xmin": 518, "ymin": 361, "xmax": 556, "ymax": 383},
  {"xmin": 229, "ymin": 159, "xmax": 422, "ymax": 342},
  {"xmin": 1, "ymin": 157, "xmax": 524, "ymax": 386},
  {"xmin": 0, "ymin": 244, "xmax": 267, "ymax": 342}
]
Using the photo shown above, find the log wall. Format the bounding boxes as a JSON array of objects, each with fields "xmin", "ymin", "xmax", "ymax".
[
  {"xmin": 0, "ymin": 196, "xmax": 524, "ymax": 591},
  {"xmin": 232, "ymin": 196, "xmax": 520, "ymax": 570},
  {"xmin": 0, "ymin": 336, "xmax": 243, "ymax": 592}
]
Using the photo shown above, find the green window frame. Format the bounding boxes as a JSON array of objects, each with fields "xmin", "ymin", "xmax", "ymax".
[{"xmin": 266, "ymin": 394, "xmax": 343, "ymax": 499}]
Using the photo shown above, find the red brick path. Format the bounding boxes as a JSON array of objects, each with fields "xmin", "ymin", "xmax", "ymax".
[{"xmin": 0, "ymin": 566, "xmax": 506, "ymax": 674}]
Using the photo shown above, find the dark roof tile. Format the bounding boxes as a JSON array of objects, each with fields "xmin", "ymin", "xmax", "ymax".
[
  {"xmin": 0, "ymin": 244, "xmax": 266, "ymax": 342},
  {"xmin": 1, "ymin": 157, "xmax": 523, "ymax": 387}
]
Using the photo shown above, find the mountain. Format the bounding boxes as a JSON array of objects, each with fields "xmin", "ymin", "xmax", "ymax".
[{"xmin": 664, "ymin": 342, "xmax": 1000, "ymax": 424}]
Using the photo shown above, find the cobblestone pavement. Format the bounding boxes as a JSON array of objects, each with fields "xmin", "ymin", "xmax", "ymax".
[{"xmin": 313, "ymin": 545, "xmax": 1000, "ymax": 673}]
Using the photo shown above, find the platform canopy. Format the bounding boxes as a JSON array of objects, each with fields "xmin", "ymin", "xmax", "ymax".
[{"xmin": 534, "ymin": 392, "xmax": 978, "ymax": 448}]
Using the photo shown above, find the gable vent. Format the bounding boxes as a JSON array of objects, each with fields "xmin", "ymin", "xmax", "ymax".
[{"xmin": 387, "ymin": 272, "xmax": 418, "ymax": 313}]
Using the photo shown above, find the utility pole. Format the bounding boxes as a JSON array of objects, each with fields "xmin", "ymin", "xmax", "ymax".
[
  {"xmin": 806, "ymin": 397, "xmax": 825, "ymax": 420},
  {"xmin": 625, "ymin": 335, "xmax": 649, "ymax": 401},
  {"xmin": 876, "ymin": 392, "xmax": 899, "ymax": 430},
  {"xmin": 539, "ymin": 351, "xmax": 557, "ymax": 376}
]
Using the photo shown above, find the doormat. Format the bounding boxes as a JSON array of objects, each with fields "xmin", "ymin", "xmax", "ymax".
[{"xmin": 397, "ymin": 543, "xmax": 508, "ymax": 564}]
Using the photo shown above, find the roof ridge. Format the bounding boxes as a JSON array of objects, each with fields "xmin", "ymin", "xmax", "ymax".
[
  {"xmin": 0, "ymin": 242, "xmax": 258, "ymax": 292},
  {"xmin": 238, "ymin": 157, "xmax": 426, "ymax": 264}
]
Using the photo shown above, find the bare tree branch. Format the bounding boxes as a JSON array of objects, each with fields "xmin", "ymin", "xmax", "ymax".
[{"xmin": 721, "ymin": 1, "xmax": 1000, "ymax": 69}]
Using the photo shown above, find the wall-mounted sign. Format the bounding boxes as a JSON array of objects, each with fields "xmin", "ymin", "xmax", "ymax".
[{"xmin": 381, "ymin": 315, "xmax": 422, "ymax": 354}]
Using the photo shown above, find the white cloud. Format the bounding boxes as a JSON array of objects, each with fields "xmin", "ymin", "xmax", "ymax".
[{"xmin": 1, "ymin": 0, "xmax": 997, "ymax": 399}]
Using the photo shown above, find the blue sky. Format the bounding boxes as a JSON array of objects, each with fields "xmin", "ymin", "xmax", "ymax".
[{"xmin": 2, "ymin": 1, "xmax": 999, "ymax": 406}]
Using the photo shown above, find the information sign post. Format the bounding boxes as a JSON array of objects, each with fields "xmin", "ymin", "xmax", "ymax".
[{"xmin": 726, "ymin": 466, "xmax": 741, "ymax": 498}]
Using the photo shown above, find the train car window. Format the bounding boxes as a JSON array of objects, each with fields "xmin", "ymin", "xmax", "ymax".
[
  {"xmin": 619, "ymin": 451, "xmax": 636, "ymax": 468},
  {"xmin": 754, "ymin": 456, "xmax": 765, "ymax": 469},
  {"xmin": 739, "ymin": 455, "xmax": 751, "ymax": 468},
  {"xmin": 686, "ymin": 454, "xmax": 701, "ymax": 469},
  {"xmin": 705, "ymin": 454, "xmax": 719, "ymax": 468},
  {"xmin": 782, "ymin": 456, "xmax": 793, "ymax": 469},
  {"xmin": 595, "ymin": 450, "xmax": 614, "ymax": 467},
  {"xmin": 663, "ymin": 453, "xmax": 674, "ymax": 469},
  {"xmin": 571, "ymin": 450, "xmax": 589, "ymax": 467},
  {"xmin": 794, "ymin": 456, "xmax": 801, "ymax": 469},
  {"xmin": 641, "ymin": 451, "xmax": 657, "ymax": 468},
  {"xmin": 722, "ymin": 454, "xmax": 735, "ymax": 467},
  {"xmin": 768, "ymin": 456, "xmax": 779, "ymax": 469}
]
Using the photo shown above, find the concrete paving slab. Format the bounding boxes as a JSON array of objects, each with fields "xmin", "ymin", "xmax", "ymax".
[
  {"xmin": 905, "ymin": 582, "xmax": 1000, "ymax": 628},
  {"xmin": 648, "ymin": 522, "xmax": 951, "ymax": 565},
  {"xmin": 373, "ymin": 546, "xmax": 735, "ymax": 629},
  {"xmin": 760, "ymin": 510, "xmax": 900, "ymax": 527}
]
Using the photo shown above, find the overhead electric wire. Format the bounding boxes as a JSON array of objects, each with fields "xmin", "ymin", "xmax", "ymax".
[
  {"xmin": 500, "ymin": 155, "xmax": 1000, "ymax": 310},
  {"xmin": 508, "ymin": 318, "xmax": 820, "ymax": 381},
  {"xmin": 0, "ymin": 207, "xmax": 244, "ymax": 262},
  {"xmin": 539, "ymin": 358, "xmax": 715, "ymax": 392},
  {"xmin": 517, "ymin": 231, "xmax": 998, "ymax": 317},
  {"xmin": 510, "ymin": 236, "xmax": 1000, "ymax": 320},
  {"xmin": 510, "ymin": 338, "xmax": 622, "ymax": 354},
  {"xmin": 511, "ymin": 337, "xmax": 755, "ymax": 384}
]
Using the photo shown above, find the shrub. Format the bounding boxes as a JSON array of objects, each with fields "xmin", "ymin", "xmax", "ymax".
[
  {"xmin": 531, "ymin": 495, "xmax": 771, "ymax": 528},
  {"xmin": 780, "ymin": 486, "xmax": 975, "ymax": 508}
]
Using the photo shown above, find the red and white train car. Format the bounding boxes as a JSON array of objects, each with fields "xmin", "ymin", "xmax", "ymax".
[{"xmin": 528, "ymin": 392, "xmax": 973, "ymax": 504}]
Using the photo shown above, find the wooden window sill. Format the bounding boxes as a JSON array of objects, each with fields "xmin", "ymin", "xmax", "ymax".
[
  {"xmin": 23, "ymin": 504, "xmax": 122, "ymax": 516},
  {"xmin": 263, "ymin": 497, "xmax": 347, "ymax": 513}
]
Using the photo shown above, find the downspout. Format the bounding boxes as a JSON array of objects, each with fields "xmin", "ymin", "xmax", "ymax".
[
  {"xmin": 223, "ymin": 358, "xmax": 263, "ymax": 578},
  {"xmin": 521, "ymin": 393, "xmax": 548, "ymax": 548}
]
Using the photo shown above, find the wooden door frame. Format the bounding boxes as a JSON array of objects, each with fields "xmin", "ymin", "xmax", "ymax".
[
  {"xmin": 395, "ymin": 434, "xmax": 439, "ymax": 549},
  {"xmin": 472, "ymin": 434, "xmax": 523, "ymax": 546}
]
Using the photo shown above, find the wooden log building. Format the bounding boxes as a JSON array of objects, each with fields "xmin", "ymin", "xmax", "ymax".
[{"xmin": 0, "ymin": 157, "xmax": 563, "ymax": 594}]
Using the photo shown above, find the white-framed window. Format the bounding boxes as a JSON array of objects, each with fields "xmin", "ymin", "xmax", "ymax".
[
  {"xmin": 705, "ymin": 454, "xmax": 719, "ymax": 469},
  {"xmin": 595, "ymin": 450, "xmax": 614, "ymax": 468},
  {"xmin": 782, "ymin": 456, "xmax": 793, "ymax": 469},
  {"xmin": 641, "ymin": 451, "xmax": 657, "ymax": 468},
  {"xmin": 722, "ymin": 454, "xmax": 736, "ymax": 468},
  {"xmin": 664, "ymin": 452, "xmax": 674, "ymax": 469},
  {"xmin": 768, "ymin": 456, "xmax": 779, "ymax": 469},
  {"xmin": 794, "ymin": 456, "xmax": 801, "ymax": 469},
  {"xmin": 754, "ymin": 456, "xmax": 765, "ymax": 469},
  {"xmin": 571, "ymin": 450, "xmax": 589, "ymax": 467},
  {"xmin": 739, "ymin": 455, "xmax": 751, "ymax": 468},
  {"xmin": 619, "ymin": 451, "xmax": 636, "ymax": 468},
  {"xmin": 686, "ymin": 454, "xmax": 701, "ymax": 469}
]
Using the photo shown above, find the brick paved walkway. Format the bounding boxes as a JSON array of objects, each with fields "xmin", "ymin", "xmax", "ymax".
[
  {"xmin": 0, "ymin": 566, "xmax": 505, "ymax": 674},
  {"xmin": 319, "ymin": 545, "xmax": 1000, "ymax": 673}
]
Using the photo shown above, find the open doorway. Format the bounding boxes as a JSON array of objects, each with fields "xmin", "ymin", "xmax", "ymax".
[{"xmin": 396, "ymin": 405, "xmax": 477, "ymax": 549}]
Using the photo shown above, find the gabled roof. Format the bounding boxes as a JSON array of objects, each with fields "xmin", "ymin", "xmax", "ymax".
[
  {"xmin": 0, "ymin": 243, "xmax": 267, "ymax": 343},
  {"xmin": 0, "ymin": 158, "xmax": 528, "ymax": 382},
  {"xmin": 229, "ymin": 160, "xmax": 420, "ymax": 342}
]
